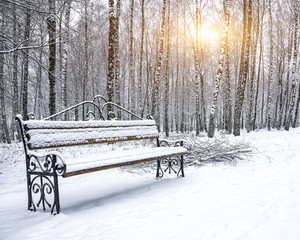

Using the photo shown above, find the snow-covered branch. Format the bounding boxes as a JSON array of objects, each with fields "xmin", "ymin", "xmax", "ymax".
[{"xmin": 186, "ymin": 135, "xmax": 254, "ymax": 165}]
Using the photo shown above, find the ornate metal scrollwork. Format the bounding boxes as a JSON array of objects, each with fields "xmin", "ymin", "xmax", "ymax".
[
  {"xmin": 26, "ymin": 112, "xmax": 36, "ymax": 120},
  {"xmin": 26, "ymin": 153, "xmax": 65, "ymax": 214},
  {"xmin": 158, "ymin": 139, "xmax": 191, "ymax": 150},
  {"xmin": 156, "ymin": 156, "xmax": 184, "ymax": 178},
  {"xmin": 86, "ymin": 111, "xmax": 96, "ymax": 121},
  {"xmin": 146, "ymin": 115, "xmax": 153, "ymax": 120},
  {"xmin": 156, "ymin": 139, "xmax": 186, "ymax": 178},
  {"xmin": 28, "ymin": 175, "xmax": 59, "ymax": 214},
  {"xmin": 108, "ymin": 111, "xmax": 116, "ymax": 120},
  {"xmin": 27, "ymin": 154, "xmax": 66, "ymax": 176}
]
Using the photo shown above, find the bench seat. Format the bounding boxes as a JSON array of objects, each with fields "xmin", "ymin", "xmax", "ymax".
[{"xmin": 63, "ymin": 146, "xmax": 188, "ymax": 177}]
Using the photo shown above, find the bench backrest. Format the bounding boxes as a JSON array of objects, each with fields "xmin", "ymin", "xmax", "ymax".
[{"xmin": 16, "ymin": 116, "xmax": 159, "ymax": 150}]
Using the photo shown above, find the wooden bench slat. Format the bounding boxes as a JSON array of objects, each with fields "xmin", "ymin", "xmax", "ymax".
[
  {"xmin": 63, "ymin": 147, "xmax": 187, "ymax": 178},
  {"xmin": 24, "ymin": 120, "xmax": 156, "ymax": 130},
  {"xmin": 27, "ymin": 126, "xmax": 159, "ymax": 149}
]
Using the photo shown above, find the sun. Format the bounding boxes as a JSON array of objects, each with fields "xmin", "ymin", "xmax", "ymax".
[
  {"xmin": 200, "ymin": 24, "xmax": 220, "ymax": 43},
  {"xmin": 188, "ymin": 22, "xmax": 221, "ymax": 45}
]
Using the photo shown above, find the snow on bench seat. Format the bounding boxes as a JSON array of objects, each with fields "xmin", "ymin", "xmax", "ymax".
[
  {"xmin": 63, "ymin": 147, "xmax": 187, "ymax": 177},
  {"xmin": 25, "ymin": 122, "xmax": 159, "ymax": 150},
  {"xmin": 24, "ymin": 120, "xmax": 157, "ymax": 129}
]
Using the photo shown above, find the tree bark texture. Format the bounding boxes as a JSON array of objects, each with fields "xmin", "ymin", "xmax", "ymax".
[
  {"xmin": 47, "ymin": 0, "xmax": 56, "ymax": 116},
  {"xmin": 107, "ymin": 0, "xmax": 115, "ymax": 112},
  {"xmin": 207, "ymin": 0, "xmax": 231, "ymax": 138},
  {"xmin": 151, "ymin": 0, "xmax": 167, "ymax": 118},
  {"xmin": 233, "ymin": 0, "xmax": 252, "ymax": 136}
]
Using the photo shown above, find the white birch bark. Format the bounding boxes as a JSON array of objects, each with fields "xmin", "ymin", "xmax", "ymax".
[
  {"xmin": 151, "ymin": 0, "xmax": 167, "ymax": 117},
  {"xmin": 285, "ymin": 0, "xmax": 299, "ymax": 130},
  {"xmin": 207, "ymin": 0, "xmax": 231, "ymax": 138},
  {"xmin": 107, "ymin": 0, "xmax": 115, "ymax": 113},
  {"xmin": 129, "ymin": 0, "xmax": 135, "ymax": 117}
]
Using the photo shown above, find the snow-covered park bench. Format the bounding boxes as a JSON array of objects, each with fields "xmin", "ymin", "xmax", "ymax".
[{"xmin": 16, "ymin": 96, "xmax": 188, "ymax": 214}]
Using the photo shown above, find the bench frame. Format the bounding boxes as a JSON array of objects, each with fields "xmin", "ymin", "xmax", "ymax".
[{"xmin": 16, "ymin": 96, "xmax": 188, "ymax": 214}]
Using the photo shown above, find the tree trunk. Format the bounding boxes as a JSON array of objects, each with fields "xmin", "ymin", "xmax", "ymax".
[
  {"xmin": 0, "ymin": 36, "xmax": 11, "ymax": 143},
  {"xmin": 207, "ymin": 0, "xmax": 231, "ymax": 138},
  {"xmin": 107, "ymin": 0, "xmax": 115, "ymax": 112},
  {"xmin": 138, "ymin": 0, "xmax": 145, "ymax": 116},
  {"xmin": 253, "ymin": 4, "xmax": 264, "ymax": 130},
  {"xmin": 266, "ymin": 0, "xmax": 274, "ymax": 131},
  {"xmin": 22, "ymin": 1, "xmax": 31, "ymax": 118},
  {"xmin": 279, "ymin": 26, "xmax": 292, "ymax": 129},
  {"xmin": 151, "ymin": 0, "xmax": 167, "ymax": 118},
  {"xmin": 82, "ymin": 0, "xmax": 88, "ymax": 119},
  {"xmin": 61, "ymin": 0, "xmax": 71, "ymax": 117},
  {"xmin": 12, "ymin": 1, "xmax": 19, "ymax": 139},
  {"xmin": 48, "ymin": 0, "xmax": 56, "ymax": 116},
  {"xmin": 194, "ymin": 0, "xmax": 201, "ymax": 136},
  {"xmin": 293, "ymin": 83, "xmax": 300, "ymax": 127},
  {"xmin": 224, "ymin": 0, "xmax": 232, "ymax": 133},
  {"xmin": 129, "ymin": 0, "xmax": 135, "ymax": 117},
  {"xmin": 246, "ymin": 0, "xmax": 260, "ymax": 133},
  {"xmin": 115, "ymin": 0, "xmax": 121, "ymax": 118},
  {"xmin": 180, "ymin": 3, "xmax": 186, "ymax": 133},
  {"xmin": 174, "ymin": 4, "xmax": 179, "ymax": 132},
  {"xmin": 284, "ymin": 3, "xmax": 299, "ymax": 130},
  {"xmin": 163, "ymin": 0, "xmax": 171, "ymax": 137},
  {"xmin": 233, "ymin": 0, "xmax": 252, "ymax": 136}
]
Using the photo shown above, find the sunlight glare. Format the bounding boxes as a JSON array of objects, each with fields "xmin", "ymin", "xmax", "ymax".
[
  {"xmin": 188, "ymin": 22, "xmax": 221, "ymax": 45},
  {"xmin": 200, "ymin": 24, "xmax": 220, "ymax": 43}
]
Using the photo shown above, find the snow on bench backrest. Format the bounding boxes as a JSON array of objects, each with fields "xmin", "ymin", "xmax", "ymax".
[{"xmin": 23, "ymin": 120, "xmax": 159, "ymax": 150}]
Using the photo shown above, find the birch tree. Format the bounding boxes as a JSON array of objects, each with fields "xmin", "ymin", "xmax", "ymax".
[
  {"xmin": 61, "ymin": 0, "xmax": 71, "ymax": 113},
  {"xmin": 180, "ymin": 2, "xmax": 187, "ymax": 133},
  {"xmin": 151, "ymin": 0, "xmax": 167, "ymax": 117},
  {"xmin": 253, "ymin": 0, "xmax": 265, "ymax": 130},
  {"xmin": 129, "ymin": 0, "xmax": 135, "ymax": 116},
  {"xmin": 207, "ymin": 0, "xmax": 231, "ymax": 138},
  {"xmin": 194, "ymin": 0, "xmax": 201, "ymax": 136},
  {"xmin": 107, "ymin": 0, "xmax": 115, "ymax": 112},
  {"xmin": 138, "ymin": 0, "xmax": 145, "ymax": 116},
  {"xmin": 164, "ymin": 0, "xmax": 171, "ymax": 137},
  {"xmin": 11, "ymin": 1, "xmax": 19, "ymax": 139},
  {"xmin": 284, "ymin": 0, "xmax": 299, "ymax": 130},
  {"xmin": 266, "ymin": 0, "xmax": 274, "ymax": 131},
  {"xmin": 224, "ymin": 0, "xmax": 232, "ymax": 133},
  {"xmin": 246, "ymin": 0, "xmax": 260, "ymax": 132},
  {"xmin": 115, "ymin": 0, "xmax": 121, "ymax": 117}
]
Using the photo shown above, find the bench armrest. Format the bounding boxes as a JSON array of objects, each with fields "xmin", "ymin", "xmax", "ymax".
[
  {"xmin": 27, "ymin": 150, "xmax": 67, "ymax": 176},
  {"xmin": 158, "ymin": 139, "xmax": 191, "ymax": 151}
]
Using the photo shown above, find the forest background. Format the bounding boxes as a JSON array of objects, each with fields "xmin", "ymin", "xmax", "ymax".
[{"xmin": 0, "ymin": 0, "xmax": 299, "ymax": 143}]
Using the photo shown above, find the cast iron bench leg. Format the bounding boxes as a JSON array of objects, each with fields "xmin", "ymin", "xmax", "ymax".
[{"xmin": 26, "ymin": 155, "xmax": 61, "ymax": 214}]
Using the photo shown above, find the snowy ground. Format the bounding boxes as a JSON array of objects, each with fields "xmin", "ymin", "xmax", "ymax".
[{"xmin": 1, "ymin": 128, "xmax": 300, "ymax": 240}]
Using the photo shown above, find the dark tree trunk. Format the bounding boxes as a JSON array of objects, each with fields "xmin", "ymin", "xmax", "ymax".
[
  {"xmin": 233, "ymin": 0, "xmax": 252, "ymax": 136},
  {"xmin": 0, "ymin": 39, "xmax": 11, "ymax": 143},
  {"xmin": 47, "ymin": 0, "xmax": 56, "ymax": 116},
  {"xmin": 22, "ymin": 2, "xmax": 31, "ymax": 118}
]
